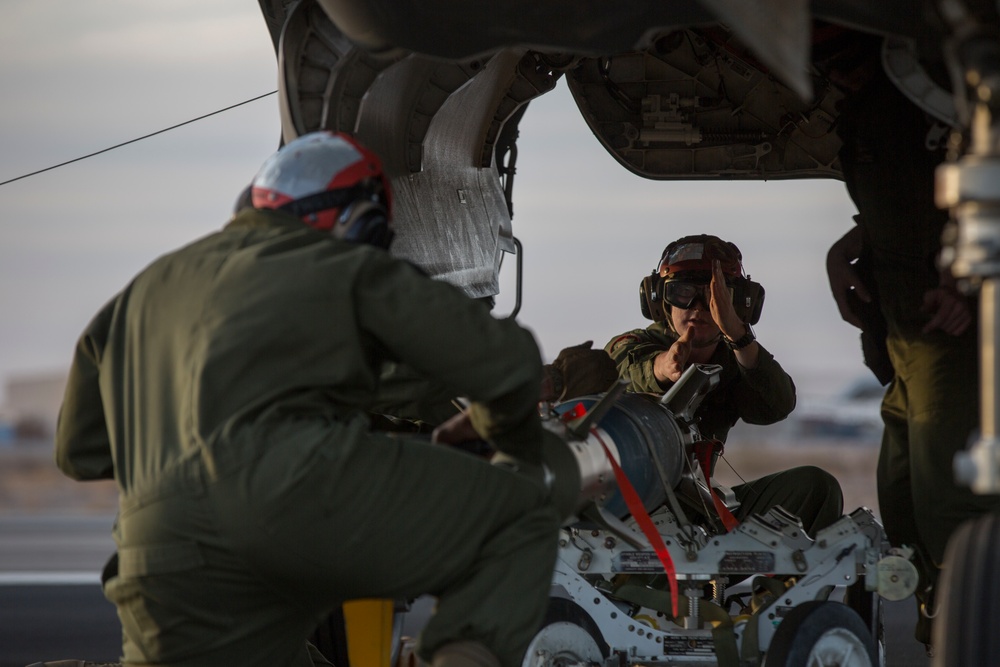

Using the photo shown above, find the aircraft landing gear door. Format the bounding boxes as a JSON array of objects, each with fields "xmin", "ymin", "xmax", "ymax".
[{"xmin": 933, "ymin": 2, "xmax": 1000, "ymax": 664}]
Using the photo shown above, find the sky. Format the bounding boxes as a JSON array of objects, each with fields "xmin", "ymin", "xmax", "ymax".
[{"xmin": 0, "ymin": 1, "xmax": 870, "ymax": 406}]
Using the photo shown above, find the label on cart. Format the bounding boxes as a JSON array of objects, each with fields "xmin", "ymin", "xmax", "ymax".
[
  {"xmin": 663, "ymin": 636, "xmax": 715, "ymax": 656},
  {"xmin": 718, "ymin": 550, "xmax": 776, "ymax": 574},
  {"xmin": 616, "ymin": 551, "xmax": 666, "ymax": 572}
]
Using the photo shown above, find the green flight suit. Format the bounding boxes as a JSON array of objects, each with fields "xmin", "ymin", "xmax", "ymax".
[
  {"xmin": 838, "ymin": 69, "xmax": 1000, "ymax": 637},
  {"xmin": 606, "ymin": 322, "xmax": 842, "ymax": 536},
  {"xmin": 55, "ymin": 208, "xmax": 561, "ymax": 667}
]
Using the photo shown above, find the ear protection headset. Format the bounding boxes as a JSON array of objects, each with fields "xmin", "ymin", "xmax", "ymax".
[
  {"xmin": 638, "ymin": 236, "xmax": 766, "ymax": 324},
  {"xmin": 278, "ymin": 183, "xmax": 394, "ymax": 250},
  {"xmin": 732, "ymin": 277, "xmax": 765, "ymax": 324},
  {"xmin": 639, "ymin": 272, "xmax": 765, "ymax": 324},
  {"xmin": 639, "ymin": 273, "xmax": 667, "ymax": 321},
  {"xmin": 336, "ymin": 199, "xmax": 394, "ymax": 249}
]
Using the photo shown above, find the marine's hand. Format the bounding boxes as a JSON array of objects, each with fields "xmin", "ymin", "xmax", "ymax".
[
  {"xmin": 431, "ymin": 411, "xmax": 480, "ymax": 445},
  {"xmin": 550, "ymin": 341, "xmax": 619, "ymax": 400},
  {"xmin": 826, "ymin": 228, "xmax": 871, "ymax": 330},
  {"xmin": 552, "ymin": 340, "xmax": 597, "ymax": 364},
  {"xmin": 655, "ymin": 327, "xmax": 693, "ymax": 384},
  {"xmin": 921, "ymin": 287, "xmax": 972, "ymax": 336},
  {"xmin": 710, "ymin": 259, "xmax": 745, "ymax": 339}
]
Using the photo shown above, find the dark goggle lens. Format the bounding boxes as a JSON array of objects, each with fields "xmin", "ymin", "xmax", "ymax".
[
  {"xmin": 663, "ymin": 281, "xmax": 733, "ymax": 309},
  {"xmin": 663, "ymin": 281, "xmax": 706, "ymax": 308}
]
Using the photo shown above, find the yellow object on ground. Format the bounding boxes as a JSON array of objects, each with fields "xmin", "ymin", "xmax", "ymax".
[{"xmin": 343, "ymin": 599, "xmax": 396, "ymax": 667}]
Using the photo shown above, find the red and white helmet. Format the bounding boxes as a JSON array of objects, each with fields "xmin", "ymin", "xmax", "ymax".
[
  {"xmin": 251, "ymin": 131, "xmax": 394, "ymax": 248},
  {"xmin": 657, "ymin": 234, "xmax": 745, "ymax": 281}
]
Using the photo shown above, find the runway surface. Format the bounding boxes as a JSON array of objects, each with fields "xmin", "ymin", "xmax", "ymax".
[{"xmin": 0, "ymin": 514, "xmax": 931, "ymax": 667}]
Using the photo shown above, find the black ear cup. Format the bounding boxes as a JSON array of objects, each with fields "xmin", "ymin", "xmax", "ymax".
[
  {"xmin": 338, "ymin": 201, "xmax": 394, "ymax": 249},
  {"xmin": 639, "ymin": 277, "xmax": 653, "ymax": 320},
  {"xmin": 639, "ymin": 274, "xmax": 667, "ymax": 322},
  {"xmin": 747, "ymin": 281, "xmax": 765, "ymax": 325},
  {"xmin": 731, "ymin": 278, "xmax": 765, "ymax": 324}
]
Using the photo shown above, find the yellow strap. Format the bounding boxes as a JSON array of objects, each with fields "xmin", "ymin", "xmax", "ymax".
[{"xmin": 343, "ymin": 598, "xmax": 395, "ymax": 667}]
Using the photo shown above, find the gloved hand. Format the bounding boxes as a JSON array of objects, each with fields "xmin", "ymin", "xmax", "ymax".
[
  {"xmin": 547, "ymin": 341, "xmax": 620, "ymax": 401},
  {"xmin": 431, "ymin": 410, "xmax": 495, "ymax": 458},
  {"xmin": 432, "ymin": 411, "xmax": 480, "ymax": 444}
]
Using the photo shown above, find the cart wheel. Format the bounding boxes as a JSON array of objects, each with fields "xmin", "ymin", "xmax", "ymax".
[
  {"xmin": 764, "ymin": 601, "xmax": 878, "ymax": 667},
  {"xmin": 932, "ymin": 513, "xmax": 1000, "ymax": 667},
  {"xmin": 522, "ymin": 598, "xmax": 609, "ymax": 667}
]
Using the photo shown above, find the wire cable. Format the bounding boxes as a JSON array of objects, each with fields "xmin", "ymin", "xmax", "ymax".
[{"xmin": 0, "ymin": 90, "xmax": 278, "ymax": 187}]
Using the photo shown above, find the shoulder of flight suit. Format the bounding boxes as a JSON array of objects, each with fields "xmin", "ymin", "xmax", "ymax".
[{"xmin": 727, "ymin": 342, "xmax": 797, "ymax": 424}]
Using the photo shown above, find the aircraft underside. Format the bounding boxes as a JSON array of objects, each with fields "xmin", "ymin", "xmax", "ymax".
[{"xmin": 256, "ymin": 0, "xmax": 965, "ymax": 298}]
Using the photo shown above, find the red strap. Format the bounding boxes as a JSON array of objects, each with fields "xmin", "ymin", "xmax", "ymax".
[
  {"xmin": 593, "ymin": 429, "xmax": 680, "ymax": 618},
  {"xmin": 694, "ymin": 440, "xmax": 739, "ymax": 532},
  {"xmin": 560, "ymin": 402, "xmax": 680, "ymax": 616}
]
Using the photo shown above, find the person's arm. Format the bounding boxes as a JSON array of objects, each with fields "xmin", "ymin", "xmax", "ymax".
[
  {"xmin": 355, "ymin": 253, "xmax": 545, "ymax": 462},
  {"xmin": 605, "ymin": 327, "xmax": 675, "ymax": 392},
  {"xmin": 713, "ymin": 251, "xmax": 795, "ymax": 424},
  {"xmin": 371, "ymin": 360, "xmax": 462, "ymax": 425},
  {"xmin": 729, "ymin": 343, "xmax": 797, "ymax": 425},
  {"xmin": 542, "ymin": 341, "xmax": 619, "ymax": 401},
  {"xmin": 826, "ymin": 223, "xmax": 872, "ymax": 330},
  {"xmin": 55, "ymin": 298, "xmax": 117, "ymax": 481},
  {"xmin": 921, "ymin": 268, "xmax": 974, "ymax": 336},
  {"xmin": 709, "ymin": 259, "xmax": 760, "ymax": 369}
]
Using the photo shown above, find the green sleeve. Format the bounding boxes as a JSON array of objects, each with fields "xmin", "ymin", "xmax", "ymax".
[
  {"xmin": 604, "ymin": 327, "xmax": 671, "ymax": 393},
  {"xmin": 372, "ymin": 361, "xmax": 460, "ymax": 426},
  {"xmin": 55, "ymin": 297, "xmax": 117, "ymax": 481},
  {"xmin": 604, "ymin": 326, "xmax": 795, "ymax": 427},
  {"xmin": 730, "ymin": 343, "xmax": 797, "ymax": 424},
  {"xmin": 355, "ymin": 254, "xmax": 544, "ymax": 462}
]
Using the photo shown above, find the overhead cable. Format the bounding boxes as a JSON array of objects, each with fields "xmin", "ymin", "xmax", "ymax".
[{"xmin": 0, "ymin": 90, "xmax": 278, "ymax": 187}]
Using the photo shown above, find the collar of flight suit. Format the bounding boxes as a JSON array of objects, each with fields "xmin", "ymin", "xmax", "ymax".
[{"xmin": 225, "ymin": 207, "xmax": 310, "ymax": 232}]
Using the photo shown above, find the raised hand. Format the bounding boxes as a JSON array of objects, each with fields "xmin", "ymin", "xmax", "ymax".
[{"xmin": 655, "ymin": 326, "xmax": 693, "ymax": 383}]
